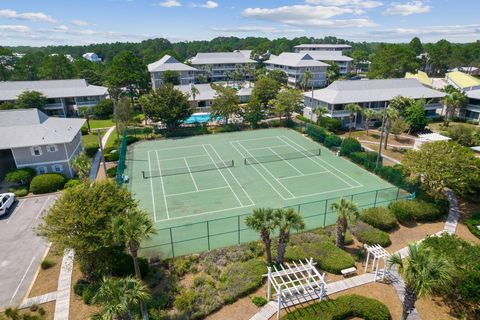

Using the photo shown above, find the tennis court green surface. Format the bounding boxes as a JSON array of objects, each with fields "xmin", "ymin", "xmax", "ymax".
[{"xmin": 125, "ymin": 128, "xmax": 406, "ymax": 258}]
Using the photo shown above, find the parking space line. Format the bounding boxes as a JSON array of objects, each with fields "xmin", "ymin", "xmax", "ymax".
[
  {"xmin": 6, "ymin": 199, "xmax": 27, "ymax": 224},
  {"xmin": 10, "ymin": 256, "xmax": 35, "ymax": 303},
  {"xmin": 35, "ymin": 196, "xmax": 51, "ymax": 220}
]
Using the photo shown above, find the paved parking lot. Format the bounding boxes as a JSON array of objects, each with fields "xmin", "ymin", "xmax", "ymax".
[{"xmin": 0, "ymin": 194, "xmax": 57, "ymax": 309}]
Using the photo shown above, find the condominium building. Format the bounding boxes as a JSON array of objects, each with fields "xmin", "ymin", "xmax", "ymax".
[
  {"xmin": 299, "ymin": 50, "xmax": 353, "ymax": 75},
  {"xmin": 0, "ymin": 79, "xmax": 108, "ymax": 117},
  {"xmin": 459, "ymin": 90, "xmax": 480, "ymax": 122},
  {"xmin": 148, "ymin": 55, "xmax": 198, "ymax": 89},
  {"xmin": 293, "ymin": 44, "xmax": 352, "ymax": 53},
  {"xmin": 446, "ymin": 71, "xmax": 480, "ymax": 92},
  {"xmin": 189, "ymin": 52, "xmax": 257, "ymax": 82},
  {"xmin": 303, "ymin": 78, "xmax": 445, "ymax": 128},
  {"xmin": 0, "ymin": 108, "xmax": 85, "ymax": 178},
  {"xmin": 265, "ymin": 52, "xmax": 329, "ymax": 88}
]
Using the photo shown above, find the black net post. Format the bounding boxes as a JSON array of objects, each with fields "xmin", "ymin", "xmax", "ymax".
[
  {"xmin": 169, "ymin": 228, "xmax": 175, "ymax": 258},
  {"xmin": 374, "ymin": 190, "xmax": 379, "ymax": 207},
  {"xmin": 207, "ymin": 221, "xmax": 211, "ymax": 251},
  {"xmin": 323, "ymin": 200, "xmax": 328, "ymax": 227},
  {"xmin": 237, "ymin": 215, "xmax": 241, "ymax": 245}
]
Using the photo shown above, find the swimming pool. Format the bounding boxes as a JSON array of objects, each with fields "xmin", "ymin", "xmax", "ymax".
[{"xmin": 184, "ymin": 113, "xmax": 217, "ymax": 124}]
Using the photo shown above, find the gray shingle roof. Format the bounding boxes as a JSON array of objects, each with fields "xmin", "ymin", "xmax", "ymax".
[
  {"xmin": 174, "ymin": 83, "xmax": 253, "ymax": 101},
  {"xmin": 0, "ymin": 79, "xmax": 107, "ymax": 101},
  {"xmin": 299, "ymin": 50, "xmax": 353, "ymax": 62},
  {"xmin": 265, "ymin": 52, "xmax": 329, "ymax": 68},
  {"xmin": 305, "ymin": 79, "xmax": 446, "ymax": 104},
  {"xmin": 147, "ymin": 55, "xmax": 198, "ymax": 72},
  {"xmin": 0, "ymin": 109, "xmax": 85, "ymax": 149},
  {"xmin": 190, "ymin": 52, "xmax": 257, "ymax": 65},
  {"xmin": 294, "ymin": 44, "xmax": 352, "ymax": 49}
]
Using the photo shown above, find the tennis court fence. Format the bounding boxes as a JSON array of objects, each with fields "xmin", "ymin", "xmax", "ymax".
[
  {"xmin": 116, "ymin": 128, "xmax": 127, "ymax": 186},
  {"xmin": 139, "ymin": 186, "xmax": 409, "ymax": 259}
]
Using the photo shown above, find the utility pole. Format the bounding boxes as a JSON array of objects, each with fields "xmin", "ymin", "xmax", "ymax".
[{"xmin": 375, "ymin": 104, "xmax": 388, "ymax": 170}]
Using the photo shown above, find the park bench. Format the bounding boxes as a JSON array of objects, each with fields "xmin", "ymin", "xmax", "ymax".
[{"xmin": 341, "ymin": 267, "xmax": 357, "ymax": 277}]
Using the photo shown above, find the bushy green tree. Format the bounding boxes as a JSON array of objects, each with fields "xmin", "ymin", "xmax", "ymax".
[
  {"xmin": 245, "ymin": 208, "xmax": 276, "ymax": 264},
  {"xmin": 15, "ymin": 90, "xmax": 47, "ymax": 110},
  {"xmin": 272, "ymin": 87, "xmax": 303, "ymax": 121},
  {"xmin": 161, "ymin": 70, "xmax": 180, "ymax": 85},
  {"xmin": 368, "ymin": 44, "xmax": 420, "ymax": 79},
  {"xmin": 210, "ymin": 84, "xmax": 240, "ymax": 124},
  {"xmin": 38, "ymin": 54, "xmax": 73, "ymax": 79},
  {"xmin": 330, "ymin": 198, "xmax": 358, "ymax": 248},
  {"xmin": 252, "ymin": 75, "xmax": 281, "ymax": 109},
  {"xmin": 405, "ymin": 99, "xmax": 428, "ymax": 132},
  {"xmin": 266, "ymin": 69, "xmax": 287, "ymax": 85},
  {"xmin": 274, "ymin": 208, "xmax": 305, "ymax": 264},
  {"xmin": 93, "ymin": 99, "xmax": 114, "ymax": 119},
  {"xmin": 243, "ymin": 96, "xmax": 264, "ymax": 128},
  {"xmin": 70, "ymin": 153, "xmax": 92, "ymax": 181}
]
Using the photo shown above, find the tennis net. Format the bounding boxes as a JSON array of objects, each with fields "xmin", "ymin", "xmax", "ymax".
[
  {"xmin": 244, "ymin": 149, "xmax": 321, "ymax": 165},
  {"xmin": 142, "ymin": 160, "xmax": 234, "ymax": 178}
]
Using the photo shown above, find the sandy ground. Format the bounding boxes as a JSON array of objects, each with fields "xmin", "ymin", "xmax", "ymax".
[
  {"xmin": 388, "ymin": 221, "xmax": 445, "ymax": 252},
  {"xmin": 28, "ymin": 248, "xmax": 62, "ymax": 298},
  {"xmin": 69, "ymin": 261, "xmax": 100, "ymax": 320}
]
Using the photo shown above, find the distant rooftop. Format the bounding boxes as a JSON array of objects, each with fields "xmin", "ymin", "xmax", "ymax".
[
  {"xmin": 446, "ymin": 71, "xmax": 480, "ymax": 90},
  {"xmin": 175, "ymin": 83, "xmax": 253, "ymax": 101},
  {"xmin": 265, "ymin": 52, "xmax": 329, "ymax": 68},
  {"xmin": 466, "ymin": 89, "xmax": 480, "ymax": 100},
  {"xmin": 0, "ymin": 109, "xmax": 85, "ymax": 149},
  {"xmin": 306, "ymin": 78, "xmax": 445, "ymax": 104},
  {"xmin": 190, "ymin": 52, "xmax": 256, "ymax": 65},
  {"xmin": 298, "ymin": 50, "xmax": 353, "ymax": 62},
  {"xmin": 405, "ymin": 71, "xmax": 433, "ymax": 87},
  {"xmin": 148, "ymin": 55, "xmax": 197, "ymax": 72},
  {"xmin": 294, "ymin": 44, "xmax": 352, "ymax": 49},
  {"xmin": 0, "ymin": 79, "xmax": 107, "ymax": 101}
]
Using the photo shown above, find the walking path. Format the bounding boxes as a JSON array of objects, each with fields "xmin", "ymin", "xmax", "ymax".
[
  {"xmin": 53, "ymin": 249, "xmax": 75, "ymax": 320},
  {"xmin": 88, "ymin": 126, "xmax": 115, "ymax": 180},
  {"xmin": 249, "ymin": 189, "xmax": 461, "ymax": 320},
  {"xmin": 362, "ymin": 144, "xmax": 402, "ymax": 164}
]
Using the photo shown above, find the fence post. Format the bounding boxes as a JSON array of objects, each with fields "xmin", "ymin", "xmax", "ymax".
[
  {"xmin": 207, "ymin": 221, "xmax": 211, "ymax": 251},
  {"xmin": 374, "ymin": 190, "xmax": 378, "ymax": 208},
  {"xmin": 350, "ymin": 194, "xmax": 354, "ymax": 202},
  {"xmin": 396, "ymin": 188, "xmax": 400, "ymax": 200},
  {"xmin": 297, "ymin": 204, "xmax": 301, "ymax": 213},
  {"xmin": 237, "ymin": 215, "xmax": 241, "ymax": 245},
  {"xmin": 323, "ymin": 200, "xmax": 328, "ymax": 227},
  {"xmin": 169, "ymin": 228, "xmax": 175, "ymax": 258}
]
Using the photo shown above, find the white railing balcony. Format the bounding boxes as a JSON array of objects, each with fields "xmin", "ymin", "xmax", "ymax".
[
  {"xmin": 76, "ymin": 101, "xmax": 98, "ymax": 106},
  {"xmin": 44, "ymin": 103, "xmax": 64, "ymax": 109},
  {"xmin": 330, "ymin": 109, "xmax": 351, "ymax": 117},
  {"xmin": 424, "ymin": 103, "xmax": 442, "ymax": 110},
  {"xmin": 466, "ymin": 104, "xmax": 480, "ymax": 112}
]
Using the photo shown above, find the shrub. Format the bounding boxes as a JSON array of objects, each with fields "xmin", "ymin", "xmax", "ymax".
[
  {"xmin": 106, "ymin": 166, "xmax": 117, "ymax": 178},
  {"xmin": 41, "ymin": 259, "xmax": 55, "ymax": 270},
  {"xmin": 82, "ymin": 283, "xmax": 100, "ymax": 305},
  {"xmin": 64, "ymin": 179, "xmax": 81, "ymax": 189},
  {"xmin": 73, "ymin": 279, "xmax": 89, "ymax": 296},
  {"xmin": 283, "ymin": 294, "xmax": 391, "ymax": 320},
  {"xmin": 92, "ymin": 99, "xmax": 114, "ymax": 119},
  {"xmin": 81, "ymin": 126, "xmax": 89, "ymax": 135},
  {"xmin": 306, "ymin": 124, "xmax": 328, "ymax": 143},
  {"xmin": 103, "ymin": 146, "xmax": 119, "ymax": 162},
  {"xmin": 30, "ymin": 173, "xmax": 67, "ymax": 194},
  {"xmin": 340, "ymin": 137, "xmax": 362, "ymax": 156},
  {"xmin": 83, "ymin": 144, "xmax": 98, "ymax": 157},
  {"xmin": 6, "ymin": 167, "xmax": 36, "ymax": 184},
  {"xmin": 116, "ymin": 135, "xmax": 139, "ymax": 146},
  {"xmin": 388, "ymin": 199, "xmax": 443, "ymax": 223},
  {"xmin": 375, "ymin": 164, "xmax": 413, "ymax": 190},
  {"xmin": 350, "ymin": 221, "xmax": 391, "ymax": 247},
  {"xmin": 8, "ymin": 186, "xmax": 28, "ymax": 197},
  {"xmin": 219, "ymin": 259, "xmax": 265, "ymax": 304},
  {"xmin": 252, "ymin": 296, "xmax": 267, "ymax": 307},
  {"xmin": 319, "ymin": 117, "xmax": 342, "ymax": 132},
  {"xmin": 465, "ymin": 212, "xmax": 480, "ymax": 239},
  {"xmin": 285, "ymin": 241, "xmax": 355, "ymax": 274},
  {"xmin": 350, "ymin": 151, "xmax": 379, "ymax": 171},
  {"xmin": 360, "ymin": 207, "xmax": 398, "ymax": 231},
  {"xmin": 323, "ymin": 134, "xmax": 342, "ymax": 148}
]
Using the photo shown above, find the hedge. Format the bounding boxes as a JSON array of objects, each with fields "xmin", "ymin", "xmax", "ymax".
[
  {"xmin": 64, "ymin": 179, "xmax": 81, "ymax": 189},
  {"xmin": 84, "ymin": 144, "xmax": 98, "ymax": 157},
  {"xmin": 350, "ymin": 221, "xmax": 391, "ymax": 247},
  {"xmin": 285, "ymin": 241, "xmax": 355, "ymax": 274},
  {"xmin": 8, "ymin": 186, "xmax": 28, "ymax": 197},
  {"xmin": 103, "ymin": 147, "xmax": 119, "ymax": 162},
  {"xmin": 350, "ymin": 151, "xmax": 379, "ymax": 171},
  {"xmin": 375, "ymin": 164, "xmax": 414, "ymax": 191},
  {"xmin": 106, "ymin": 166, "xmax": 117, "ymax": 178},
  {"xmin": 340, "ymin": 137, "xmax": 362, "ymax": 156},
  {"xmin": 360, "ymin": 207, "xmax": 398, "ymax": 231},
  {"xmin": 388, "ymin": 199, "xmax": 444, "ymax": 223},
  {"xmin": 323, "ymin": 134, "xmax": 342, "ymax": 148},
  {"xmin": 30, "ymin": 173, "xmax": 67, "ymax": 194},
  {"xmin": 319, "ymin": 117, "xmax": 342, "ymax": 132},
  {"xmin": 465, "ymin": 212, "xmax": 480, "ymax": 239},
  {"xmin": 283, "ymin": 294, "xmax": 391, "ymax": 320},
  {"xmin": 305, "ymin": 124, "xmax": 328, "ymax": 143},
  {"xmin": 6, "ymin": 167, "xmax": 36, "ymax": 184}
]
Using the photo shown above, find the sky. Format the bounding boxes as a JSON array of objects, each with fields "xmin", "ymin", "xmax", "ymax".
[{"xmin": 0, "ymin": 0, "xmax": 479, "ymax": 46}]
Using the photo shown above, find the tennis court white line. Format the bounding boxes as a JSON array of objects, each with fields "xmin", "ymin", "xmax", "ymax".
[
  {"xmin": 154, "ymin": 150, "xmax": 170, "ymax": 220},
  {"xmin": 166, "ymin": 186, "xmax": 229, "ymax": 197},
  {"xmin": 278, "ymin": 171, "xmax": 329, "ymax": 180},
  {"xmin": 184, "ymin": 157, "xmax": 199, "ymax": 192},
  {"xmin": 279, "ymin": 136, "xmax": 363, "ymax": 188},
  {"xmin": 230, "ymin": 141, "xmax": 290, "ymax": 201},
  {"xmin": 155, "ymin": 204, "xmax": 255, "ymax": 222},
  {"xmin": 201, "ymin": 144, "xmax": 244, "ymax": 207},
  {"xmin": 148, "ymin": 145, "xmax": 204, "ymax": 152},
  {"xmin": 249, "ymin": 144, "xmax": 287, "ymax": 151},
  {"xmin": 290, "ymin": 185, "xmax": 360, "ymax": 200},
  {"xmin": 234, "ymin": 136, "xmax": 281, "ymax": 143},
  {"xmin": 207, "ymin": 144, "xmax": 255, "ymax": 206},
  {"xmin": 147, "ymin": 151, "xmax": 157, "ymax": 222},
  {"xmin": 158, "ymin": 154, "xmax": 209, "ymax": 162},
  {"xmin": 235, "ymin": 141, "xmax": 296, "ymax": 199},
  {"xmin": 268, "ymin": 147, "xmax": 304, "ymax": 176}
]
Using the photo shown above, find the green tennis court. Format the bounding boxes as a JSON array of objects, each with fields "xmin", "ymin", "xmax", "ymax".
[{"xmin": 125, "ymin": 128, "xmax": 405, "ymax": 258}]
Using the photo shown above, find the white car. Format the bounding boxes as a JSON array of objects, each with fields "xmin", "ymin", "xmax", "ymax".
[{"xmin": 0, "ymin": 193, "xmax": 15, "ymax": 216}]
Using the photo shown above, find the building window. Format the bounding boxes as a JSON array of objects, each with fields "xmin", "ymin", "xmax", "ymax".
[
  {"xmin": 52, "ymin": 164, "xmax": 63, "ymax": 173},
  {"xmin": 31, "ymin": 146, "xmax": 42, "ymax": 156},
  {"xmin": 37, "ymin": 166, "xmax": 48, "ymax": 174},
  {"xmin": 47, "ymin": 144, "xmax": 58, "ymax": 152}
]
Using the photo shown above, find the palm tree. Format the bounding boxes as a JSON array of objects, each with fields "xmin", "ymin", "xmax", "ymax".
[
  {"xmin": 315, "ymin": 106, "xmax": 329, "ymax": 125},
  {"xmin": 441, "ymin": 91, "xmax": 468, "ymax": 126},
  {"xmin": 112, "ymin": 208, "xmax": 156, "ymax": 320},
  {"xmin": 302, "ymin": 71, "xmax": 312, "ymax": 92},
  {"xmin": 70, "ymin": 152, "xmax": 91, "ymax": 181},
  {"xmin": 274, "ymin": 208, "xmax": 305, "ymax": 265},
  {"xmin": 245, "ymin": 208, "xmax": 276, "ymax": 264},
  {"xmin": 92, "ymin": 276, "xmax": 151, "ymax": 320},
  {"xmin": 330, "ymin": 198, "xmax": 358, "ymax": 249},
  {"xmin": 345, "ymin": 103, "xmax": 362, "ymax": 136},
  {"xmin": 362, "ymin": 108, "xmax": 376, "ymax": 136},
  {"xmin": 389, "ymin": 244, "xmax": 453, "ymax": 320},
  {"xmin": 384, "ymin": 106, "xmax": 400, "ymax": 150},
  {"xmin": 190, "ymin": 84, "xmax": 200, "ymax": 109}
]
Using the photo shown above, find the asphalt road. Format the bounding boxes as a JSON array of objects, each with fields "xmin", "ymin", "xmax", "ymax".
[{"xmin": 0, "ymin": 194, "xmax": 57, "ymax": 309}]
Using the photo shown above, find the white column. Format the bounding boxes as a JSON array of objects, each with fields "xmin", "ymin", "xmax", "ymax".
[
  {"xmin": 277, "ymin": 285, "xmax": 282, "ymax": 320},
  {"xmin": 267, "ymin": 267, "xmax": 272, "ymax": 301},
  {"xmin": 365, "ymin": 250, "xmax": 370, "ymax": 272}
]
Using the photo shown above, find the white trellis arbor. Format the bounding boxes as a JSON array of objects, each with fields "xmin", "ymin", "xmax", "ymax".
[
  {"xmin": 364, "ymin": 244, "xmax": 391, "ymax": 282},
  {"xmin": 266, "ymin": 258, "xmax": 327, "ymax": 320}
]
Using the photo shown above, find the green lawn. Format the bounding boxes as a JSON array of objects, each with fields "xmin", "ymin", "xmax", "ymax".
[
  {"xmin": 82, "ymin": 130, "xmax": 107, "ymax": 146},
  {"xmin": 429, "ymin": 121, "xmax": 478, "ymax": 134},
  {"xmin": 83, "ymin": 119, "xmax": 116, "ymax": 129}
]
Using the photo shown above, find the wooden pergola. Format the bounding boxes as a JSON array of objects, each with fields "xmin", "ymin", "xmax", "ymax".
[
  {"xmin": 266, "ymin": 258, "xmax": 327, "ymax": 320},
  {"xmin": 364, "ymin": 244, "xmax": 391, "ymax": 282}
]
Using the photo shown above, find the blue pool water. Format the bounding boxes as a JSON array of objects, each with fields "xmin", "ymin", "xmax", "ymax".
[{"xmin": 184, "ymin": 113, "xmax": 217, "ymax": 124}]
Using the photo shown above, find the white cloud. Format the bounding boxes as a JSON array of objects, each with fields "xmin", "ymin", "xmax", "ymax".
[
  {"xmin": 71, "ymin": 19, "xmax": 94, "ymax": 26},
  {"xmin": 0, "ymin": 24, "xmax": 31, "ymax": 33},
  {"xmin": 211, "ymin": 26, "xmax": 304, "ymax": 34},
  {"xmin": 158, "ymin": 0, "xmax": 181, "ymax": 7},
  {"xmin": 0, "ymin": 9, "xmax": 56, "ymax": 23},
  {"xmin": 242, "ymin": 5, "xmax": 377, "ymax": 28},
  {"xmin": 201, "ymin": 1, "xmax": 218, "ymax": 9},
  {"xmin": 384, "ymin": 1, "xmax": 431, "ymax": 16},
  {"xmin": 305, "ymin": 0, "xmax": 383, "ymax": 9}
]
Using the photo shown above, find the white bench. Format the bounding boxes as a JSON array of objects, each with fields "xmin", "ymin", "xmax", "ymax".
[{"xmin": 341, "ymin": 267, "xmax": 357, "ymax": 277}]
